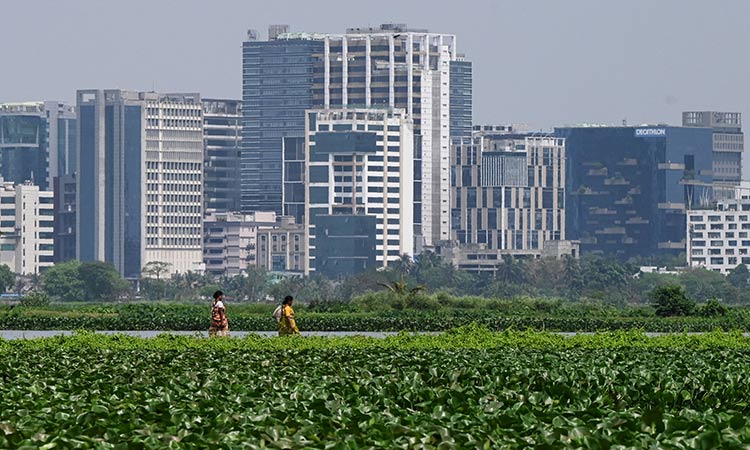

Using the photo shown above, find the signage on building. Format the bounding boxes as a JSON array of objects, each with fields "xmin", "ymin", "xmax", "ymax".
[{"xmin": 634, "ymin": 128, "xmax": 666, "ymax": 138}]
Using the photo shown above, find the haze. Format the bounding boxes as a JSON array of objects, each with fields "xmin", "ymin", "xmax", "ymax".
[{"xmin": 1, "ymin": 0, "xmax": 748, "ymax": 130}]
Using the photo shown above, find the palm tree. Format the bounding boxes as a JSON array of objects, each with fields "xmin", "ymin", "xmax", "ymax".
[{"xmin": 380, "ymin": 276, "xmax": 425, "ymax": 296}]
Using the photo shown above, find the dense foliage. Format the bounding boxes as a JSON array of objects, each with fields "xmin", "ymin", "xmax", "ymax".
[
  {"xmin": 1, "ymin": 329, "xmax": 750, "ymax": 448},
  {"xmin": 25, "ymin": 253, "xmax": 750, "ymax": 314},
  {"xmin": 2, "ymin": 301, "xmax": 750, "ymax": 332}
]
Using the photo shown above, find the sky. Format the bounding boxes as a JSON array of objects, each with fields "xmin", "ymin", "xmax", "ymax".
[{"xmin": 2, "ymin": 0, "xmax": 749, "ymax": 130}]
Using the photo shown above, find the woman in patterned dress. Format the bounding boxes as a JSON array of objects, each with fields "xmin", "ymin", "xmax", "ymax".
[{"xmin": 209, "ymin": 290, "xmax": 230, "ymax": 337}]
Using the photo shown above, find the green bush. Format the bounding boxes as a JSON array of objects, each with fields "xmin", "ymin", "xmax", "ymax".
[
  {"xmin": 19, "ymin": 291, "xmax": 51, "ymax": 308},
  {"xmin": 651, "ymin": 284, "xmax": 695, "ymax": 317},
  {"xmin": 697, "ymin": 299, "xmax": 729, "ymax": 317}
]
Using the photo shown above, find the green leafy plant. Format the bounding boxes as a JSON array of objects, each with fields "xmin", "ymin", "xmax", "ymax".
[{"xmin": 651, "ymin": 284, "xmax": 695, "ymax": 317}]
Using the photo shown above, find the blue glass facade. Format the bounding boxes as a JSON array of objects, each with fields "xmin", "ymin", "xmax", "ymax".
[
  {"xmin": 312, "ymin": 214, "xmax": 377, "ymax": 278},
  {"xmin": 241, "ymin": 38, "xmax": 323, "ymax": 214},
  {"xmin": 0, "ymin": 115, "xmax": 48, "ymax": 189},
  {"xmin": 77, "ymin": 104, "xmax": 96, "ymax": 263},
  {"xmin": 554, "ymin": 126, "xmax": 713, "ymax": 259},
  {"xmin": 77, "ymin": 93, "xmax": 143, "ymax": 278},
  {"xmin": 449, "ymin": 59, "xmax": 473, "ymax": 142},
  {"xmin": 203, "ymin": 99, "xmax": 241, "ymax": 213}
]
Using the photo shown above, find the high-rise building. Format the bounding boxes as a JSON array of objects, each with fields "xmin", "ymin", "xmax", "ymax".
[
  {"xmin": 77, "ymin": 90, "xmax": 204, "ymax": 279},
  {"xmin": 312, "ymin": 24, "xmax": 460, "ymax": 249},
  {"xmin": 203, "ymin": 99, "xmax": 241, "ymax": 213},
  {"xmin": 303, "ymin": 108, "xmax": 414, "ymax": 275},
  {"xmin": 451, "ymin": 128, "xmax": 566, "ymax": 253},
  {"xmin": 243, "ymin": 23, "xmax": 468, "ymax": 250},
  {"xmin": 241, "ymin": 27, "xmax": 323, "ymax": 214},
  {"xmin": 53, "ymin": 174, "xmax": 77, "ymax": 263},
  {"xmin": 0, "ymin": 179, "xmax": 54, "ymax": 275},
  {"xmin": 554, "ymin": 125, "xmax": 714, "ymax": 259},
  {"xmin": 682, "ymin": 111, "xmax": 743, "ymax": 198},
  {"xmin": 0, "ymin": 101, "xmax": 76, "ymax": 190},
  {"xmin": 686, "ymin": 188, "xmax": 750, "ymax": 274},
  {"xmin": 449, "ymin": 55, "xmax": 473, "ymax": 141}
]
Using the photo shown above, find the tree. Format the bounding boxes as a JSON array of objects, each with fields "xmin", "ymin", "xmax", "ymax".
[
  {"xmin": 78, "ymin": 261, "xmax": 130, "ymax": 302},
  {"xmin": 727, "ymin": 264, "xmax": 750, "ymax": 289},
  {"xmin": 380, "ymin": 276, "xmax": 425, "ymax": 296},
  {"xmin": 681, "ymin": 268, "xmax": 739, "ymax": 303},
  {"xmin": 142, "ymin": 261, "xmax": 172, "ymax": 280},
  {"xmin": 0, "ymin": 264, "xmax": 14, "ymax": 293},
  {"xmin": 42, "ymin": 261, "xmax": 85, "ymax": 302},
  {"xmin": 650, "ymin": 284, "xmax": 695, "ymax": 317}
]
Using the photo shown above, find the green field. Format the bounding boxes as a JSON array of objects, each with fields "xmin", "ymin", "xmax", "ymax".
[
  {"xmin": 2, "ymin": 329, "xmax": 750, "ymax": 448},
  {"xmin": 2, "ymin": 302, "xmax": 750, "ymax": 332}
]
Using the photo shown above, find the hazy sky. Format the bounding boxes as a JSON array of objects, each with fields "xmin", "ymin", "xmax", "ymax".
[{"xmin": 2, "ymin": 0, "xmax": 749, "ymax": 130}]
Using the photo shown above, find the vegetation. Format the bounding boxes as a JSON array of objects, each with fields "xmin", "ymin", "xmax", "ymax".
[
  {"xmin": 41, "ymin": 261, "xmax": 127, "ymax": 302},
  {"xmin": 18, "ymin": 291, "xmax": 50, "ymax": 308},
  {"xmin": 650, "ymin": 284, "xmax": 695, "ymax": 317},
  {"xmin": 2, "ymin": 300, "xmax": 750, "ymax": 332},
  {"xmin": 0, "ymin": 264, "xmax": 13, "ymax": 293},
  {"xmin": 1, "ymin": 328, "xmax": 750, "ymax": 448}
]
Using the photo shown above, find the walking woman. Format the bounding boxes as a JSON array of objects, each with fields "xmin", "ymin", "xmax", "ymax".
[
  {"xmin": 278, "ymin": 295, "xmax": 299, "ymax": 336},
  {"xmin": 209, "ymin": 290, "xmax": 230, "ymax": 337}
]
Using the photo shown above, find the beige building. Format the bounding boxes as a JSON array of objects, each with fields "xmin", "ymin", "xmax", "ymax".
[
  {"xmin": 0, "ymin": 180, "xmax": 54, "ymax": 275},
  {"xmin": 203, "ymin": 212, "xmax": 304, "ymax": 276},
  {"xmin": 77, "ymin": 90, "xmax": 204, "ymax": 278}
]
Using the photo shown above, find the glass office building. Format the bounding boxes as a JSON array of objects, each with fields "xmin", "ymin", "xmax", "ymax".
[
  {"xmin": 449, "ymin": 57, "xmax": 473, "ymax": 142},
  {"xmin": 0, "ymin": 102, "xmax": 76, "ymax": 190},
  {"xmin": 241, "ymin": 28, "xmax": 323, "ymax": 214},
  {"xmin": 554, "ymin": 125, "xmax": 714, "ymax": 259},
  {"xmin": 203, "ymin": 99, "xmax": 241, "ymax": 213}
]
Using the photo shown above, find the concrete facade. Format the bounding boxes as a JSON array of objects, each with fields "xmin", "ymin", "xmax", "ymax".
[
  {"xmin": 683, "ymin": 111, "xmax": 743, "ymax": 199},
  {"xmin": 687, "ymin": 189, "xmax": 750, "ymax": 273},
  {"xmin": 0, "ymin": 179, "xmax": 54, "ymax": 275},
  {"xmin": 303, "ymin": 108, "xmax": 414, "ymax": 274},
  {"xmin": 451, "ymin": 129, "xmax": 566, "ymax": 252},
  {"xmin": 77, "ymin": 90, "xmax": 204, "ymax": 278}
]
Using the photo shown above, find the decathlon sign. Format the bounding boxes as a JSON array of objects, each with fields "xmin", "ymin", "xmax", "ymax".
[{"xmin": 635, "ymin": 128, "xmax": 666, "ymax": 137}]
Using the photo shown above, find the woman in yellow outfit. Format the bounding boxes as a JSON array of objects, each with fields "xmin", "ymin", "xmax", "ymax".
[{"xmin": 278, "ymin": 295, "xmax": 299, "ymax": 336}]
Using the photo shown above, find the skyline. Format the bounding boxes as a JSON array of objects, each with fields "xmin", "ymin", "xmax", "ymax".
[{"xmin": 2, "ymin": 0, "xmax": 748, "ymax": 131}]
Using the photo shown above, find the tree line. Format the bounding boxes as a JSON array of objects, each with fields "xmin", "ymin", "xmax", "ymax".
[{"xmin": 3, "ymin": 253, "xmax": 750, "ymax": 308}]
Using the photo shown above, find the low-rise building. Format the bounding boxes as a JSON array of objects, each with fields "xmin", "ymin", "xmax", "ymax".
[
  {"xmin": 0, "ymin": 179, "xmax": 54, "ymax": 274},
  {"xmin": 687, "ymin": 190, "xmax": 750, "ymax": 273},
  {"xmin": 256, "ymin": 216, "xmax": 305, "ymax": 273},
  {"xmin": 436, "ymin": 240, "xmax": 579, "ymax": 274},
  {"xmin": 203, "ymin": 211, "xmax": 304, "ymax": 276}
]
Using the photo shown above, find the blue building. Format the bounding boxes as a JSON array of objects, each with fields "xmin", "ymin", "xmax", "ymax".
[
  {"xmin": 449, "ymin": 57, "xmax": 473, "ymax": 142},
  {"xmin": 241, "ymin": 28, "xmax": 323, "ymax": 214},
  {"xmin": 0, "ymin": 101, "xmax": 76, "ymax": 190},
  {"xmin": 554, "ymin": 125, "xmax": 714, "ymax": 259}
]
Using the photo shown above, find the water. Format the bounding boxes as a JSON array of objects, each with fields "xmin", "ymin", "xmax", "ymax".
[
  {"xmin": 0, "ymin": 330, "xmax": 743, "ymax": 340},
  {"xmin": 0, "ymin": 330, "xmax": 408, "ymax": 340}
]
